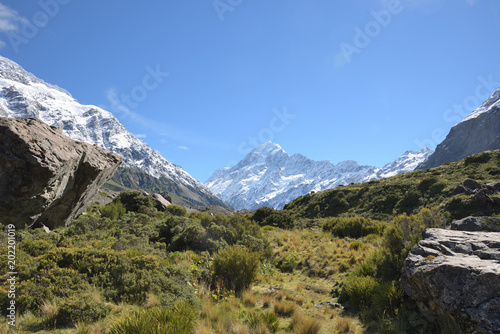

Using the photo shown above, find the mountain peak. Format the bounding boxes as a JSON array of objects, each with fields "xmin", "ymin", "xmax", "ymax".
[
  {"xmin": 460, "ymin": 87, "xmax": 500, "ymax": 124},
  {"xmin": 250, "ymin": 141, "xmax": 285, "ymax": 155},
  {"xmin": 206, "ymin": 144, "xmax": 431, "ymax": 210}
]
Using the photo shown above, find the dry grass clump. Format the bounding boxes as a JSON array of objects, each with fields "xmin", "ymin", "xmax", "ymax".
[
  {"xmin": 335, "ymin": 316, "xmax": 363, "ymax": 333},
  {"xmin": 290, "ymin": 311, "xmax": 322, "ymax": 334},
  {"xmin": 241, "ymin": 290, "xmax": 257, "ymax": 307},
  {"xmin": 274, "ymin": 301, "xmax": 297, "ymax": 317}
]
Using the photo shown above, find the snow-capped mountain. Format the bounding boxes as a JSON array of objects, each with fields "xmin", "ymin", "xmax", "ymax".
[
  {"xmin": 418, "ymin": 87, "xmax": 500, "ymax": 170},
  {"xmin": 0, "ymin": 56, "xmax": 226, "ymax": 207},
  {"xmin": 206, "ymin": 142, "xmax": 433, "ymax": 210}
]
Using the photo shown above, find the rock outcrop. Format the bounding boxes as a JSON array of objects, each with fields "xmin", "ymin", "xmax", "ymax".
[
  {"xmin": 400, "ymin": 227, "xmax": 500, "ymax": 333},
  {"xmin": 0, "ymin": 117, "xmax": 122, "ymax": 229},
  {"xmin": 149, "ymin": 193, "xmax": 171, "ymax": 211},
  {"xmin": 451, "ymin": 216, "xmax": 500, "ymax": 233}
]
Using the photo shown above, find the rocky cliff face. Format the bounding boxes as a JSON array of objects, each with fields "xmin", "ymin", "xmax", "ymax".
[
  {"xmin": 0, "ymin": 117, "xmax": 122, "ymax": 229},
  {"xmin": 418, "ymin": 88, "xmax": 500, "ymax": 170},
  {"xmin": 0, "ymin": 55, "xmax": 226, "ymax": 208},
  {"xmin": 400, "ymin": 221, "xmax": 500, "ymax": 333},
  {"xmin": 206, "ymin": 142, "xmax": 432, "ymax": 210}
]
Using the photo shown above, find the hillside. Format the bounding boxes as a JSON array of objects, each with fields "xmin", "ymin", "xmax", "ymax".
[{"xmin": 285, "ymin": 150, "xmax": 500, "ymax": 221}]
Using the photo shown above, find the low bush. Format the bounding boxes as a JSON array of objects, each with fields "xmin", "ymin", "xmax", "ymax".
[
  {"xmin": 100, "ymin": 201, "xmax": 126, "ymax": 220},
  {"xmin": 165, "ymin": 205, "xmax": 187, "ymax": 217},
  {"xmin": 55, "ymin": 293, "xmax": 111, "ymax": 325},
  {"xmin": 322, "ymin": 216, "xmax": 385, "ymax": 238},
  {"xmin": 212, "ymin": 245, "xmax": 260, "ymax": 295}
]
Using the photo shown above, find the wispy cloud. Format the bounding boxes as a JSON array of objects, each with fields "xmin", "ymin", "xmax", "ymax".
[
  {"xmin": 466, "ymin": 0, "xmax": 478, "ymax": 5},
  {"xmin": 135, "ymin": 134, "xmax": 147, "ymax": 139},
  {"xmin": 177, "ymin": 145, "xmax": 189, "ymax": 150},
  {"xmin": 0, "ymin": 3, "xmax": 26, "ymax": 32},
  {"xmin": 0, "ymin": 3, "xmax": 28, "ymax": 48},
  {"xmin": 105, "ymin": 88, "xmax": 231, "ymax": 150}
]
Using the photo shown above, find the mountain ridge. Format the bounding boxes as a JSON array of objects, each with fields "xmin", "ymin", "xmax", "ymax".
[
  {"xmin": 206, "ymin": 142, "xmax": 433, "ymax": 210},
  {"xmin": 0, "ymin": 56, "xmax": 227, "ymax": 208}
]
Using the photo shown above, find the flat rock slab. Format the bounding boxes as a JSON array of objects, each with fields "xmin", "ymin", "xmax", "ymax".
[
  {"xmin": 401, "ymin": 228, "xmax": 500, "ymax": 334},
  {"xmin": 0, "ymin": 117, "xmax": 121, "ymax": 229}
]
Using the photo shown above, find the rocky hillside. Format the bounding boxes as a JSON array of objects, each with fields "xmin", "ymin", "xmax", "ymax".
[
  {"xmin": 418, "ymin": 87, "xmax": 500, "ymax": 169},
  {"xmin": 0, "ymin": 56, "xmax": 226, "ymax": 208},
  {"xmin": 206, "ymin": 141, "xmax": 432, "ymax": 210}
]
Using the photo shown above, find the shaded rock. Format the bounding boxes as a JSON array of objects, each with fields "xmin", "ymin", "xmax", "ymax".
[
  {"xmin": 159, "ymin": 192, "xmax": 173, "ymax": 203},
  {"xmin": 451, "ymin": 185, "xmax": 471, "ymax": 196},
  {"xmin": 0, "ymin": 118, "xmax": 121, "ymax": 229},
  {"xmin": 149, "ymin": 193, "xmax": 171, "ymax": 211},
  {"xmin": 314, "ymin": 301, "xmax": 343, "ymax": 310},
  {"xmin": 401, "ymin": 228, "xmax": 500, "ymax": 334},
  {"xmin": 451, "ymin": 216, "xmax": 500, "ymax": 233},
  {"xmin": 464, "ymin": 179, "xmax": 483, "ymax": 191},
  {"xmin": 470, "ymin": 190, "xmax": 494, "ymax": 207},
  {"xmin": 485, "ymin": 182, "xmax": 500, "ymax": 194}
]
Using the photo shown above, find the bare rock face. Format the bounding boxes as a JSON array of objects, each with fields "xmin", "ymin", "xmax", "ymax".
[
  {"xmin": 149, "ymin": 193, "xmax": 171, "ymax": 211},
  {"xmin": 0, "ymin": 118, "xmax": 122, "ymax": 229},
  {"xmin": 400, "ymin": 227, "xmax": 500, "ymax": 334}
]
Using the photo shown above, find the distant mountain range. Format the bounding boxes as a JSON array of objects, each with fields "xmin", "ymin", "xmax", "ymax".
[
  {"xmin": 2, "ymin": 55, "xmax": 497, "ymax": 212},
  {"xmin": 205, "ymin": 142, "xmax": 432, "ymax": 210},
  {"xmin": 0, "ymin": 56, "xmax": 227, "ymax": 208},
  {"xmin": 418, "ymin": 87, "xmax": 500, "ymax": 169}
]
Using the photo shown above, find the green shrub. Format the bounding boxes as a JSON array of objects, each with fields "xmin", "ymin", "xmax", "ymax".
[
  {"xmin": 341, "ymin": 275, "xmax": 379, "ymax": 311},
  {"xmin": 212, "ymin": 245, "xmax": 260, "ymax": 295},
  {"xmin": 417, "ymin": 177, "xmax": 439, "ymax": 194},
  {"xmin": 55, "ymin": 293, "xmax": 111, "ymax": 325},
  {"xmin": 395, "ymin": 190, "xmax": 421, "ymax": 214},
  {"xmin": 322, "ymin": 216, "xmax": 385, "ymax": 238},
  {"xmin": 109, "ymin": 300, "xmax": 197, "ymax": 334},
  {"xmin": 252, "ymin": 207, "xmax": 275, "ymax": 224},
  {"xmin": 165, "ymin": 205, "xmax": 187, "ymax": 217},
  {"xmin": 372, "ymin": 281, "xmax": 405, "ymax": 316},
  {"xmin": 100, "ymin": 201, "xmax": 126, "ymax": 220},
  {"xmin": 115, "ymin": 191, "xmax": 156, "ymax": 213}
]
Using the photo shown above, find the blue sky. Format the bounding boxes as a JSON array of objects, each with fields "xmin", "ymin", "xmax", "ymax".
[{"xmin": 0, "ymin": 0, "xmax": 499, "ymax": 181}]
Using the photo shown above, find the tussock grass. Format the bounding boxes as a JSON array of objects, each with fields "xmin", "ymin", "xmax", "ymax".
[{"xmin": 290, "ymin": 311, "xmax": 322, "ymax": 334}]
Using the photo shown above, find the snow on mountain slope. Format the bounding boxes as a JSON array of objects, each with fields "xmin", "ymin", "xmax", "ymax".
[
  {"xmin": 206, "ymin": 142, "xmax": 433, "ymax": 210},
  {"xmin": 0, "ymin": 55, "xmax": 225, "ymax": 207}
]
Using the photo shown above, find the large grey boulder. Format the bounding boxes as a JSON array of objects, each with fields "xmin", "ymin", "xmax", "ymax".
[
  {"xmin": 0, "ymin": 117, "xmax": 122, "ymax": 229},
  {"xmin": 451, "ymin": 216, "xmax": 500, "ymax": 233},
  {"xmin": 400, "ymin": 228, "xmax": 500, "ymax": 333}
]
